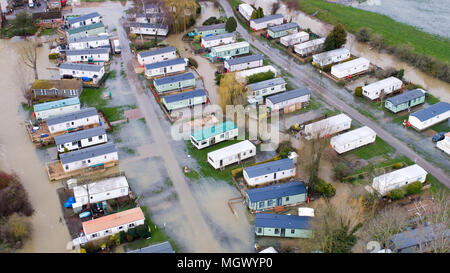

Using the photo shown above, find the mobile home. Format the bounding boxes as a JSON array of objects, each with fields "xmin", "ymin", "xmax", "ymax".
[
  {"xmin": 265, "ymin": 88, "xmax": 311, "ymax": 112},
  {"xmin": 304, "ymin": 113, "xmax": 352, "ymax": 139},
  {"xmin": 236, "ymin": 65, "xmax": 278, "ymax": 83},
  {"xmin": 408, "ymin": 102, "xmax": 450, "ymax": 131},
  {"xmin": 224, "ymin": 54, "xmax": 263, "ymax": 72},
  {"xmin": 294, "ymin": 38, "xmax": 325, "ymax": 57},
  {"xmin": 312, "ymin": 48, "xmax": 351, "ymax": 67},
  {"xmin": 207, "ymin": 140, "xmax": 256, "ymax": 169},
  {"xmin": 66, "ymin": 22, "xmax": 106, "ymax": 39},
  {"xmin": 46, "ymin": 107, "xmax": 99, "ymax": 134},
  {"xmin": 250, "ymin": 14, "xmax": 284, "ymax": 31},
  {"xmin": 331, "ymin": 57, "xmax": 370, "ymax": 79},
  {"xmin": 135, "ymin": 13, "xmax": 163, "ymax": 24},
  {"xmin": 60, "ymin": 142, "xmax": 118, "ymax": 172},
  {"xmin": 161, "ymin": 89, "xmax": 207, "ymax": 112},
  {"xmin": 31, "ymin": 79, "xmax": 83, "ymax": 99},
  {"xmin": 65, "ymin": 48, "xmax": 110, "ymax": 63},
  {"xmin": 201, "ymin": 32, "xmax": 236, "ymax": 49},
  {"xmin": 243, "ymin": 158, "xmax": 296, "ymax": 187},
  {"xmin": 59, "ymin": 62, "xmax": 105, "ymax": 84},
  {"xmin": 362, "ymin": 76, "xmax": 403, "ymax": 100},
  {"xmin": 153, "ymin": 72, "xmax": 196, "ymax": 93},
  {"xmin": 194, "ymin": 23, "xmax": 226, "ymax": 37},
  {"xmin": 32, "ymin": 11, "xmax": 64, "ymax": 28},
  {"xmin": 68, "ymin": 35, "xmax": 111, "ymax": 50},
  {"xmin": 280, "ymin": 31, "xmax": 309, "ymax": 47},
  {"xmin": 144, "ymin": 58, "xmax": 187, "ymax": 78},
  {"xmin": 239, "ymin": 3, "xmax": 254, "ymax": 21},
  {"xmin": 190, "ymin": 121, "xmax": 238, "ymax": 149},
  {"xmin": 246, "ymin": 77, "xmax": 286, "ymax": 103},
  {"xmin": 207, "ymin": 42, "xmax": 250, "ymax": 62},
  {"xmin": 54, "ymin": 126, "xmax": 107, "ymax": 153},
  {"xmin": 72, "ymin": 176, "xmax": 129, "ymax": 208},
  {"xmin": 372, "ymin": 164, "xmax": 428, "ymax": 196},
  {"xmin": 137, "ymin": 46, "xmax": 177, "ymax": 66},
  {"xmin": 436, "ymin": 133, "xmax": 450, "ymax": 156},
  {"xmin": 66, "ymin": 12, "xmax": 101, "ymax": 29},
  {"xmin": 245, "ymin": 181, "xmax": 307, "ymax": 211},
  {"xmin": 255, "ymin": 213, "xmax": 312, "ymax": 238},
  {"xmin": 33, "ymin": 97, "xmax": 81, "ymax": 120},
  {"xmin": 330, "ymin": 126, "xmax": 376, "ymax": 154},
  {"xmin": 267, "ymin": 22, "xmax": 299, "ymax": 39},
  {"xmin": 129, "ymin": 23, "xmax": 169, "ymax": 36},
  {"xmin": 385, "ymin": 89, "xmax": 426, "ymax": 113},
  {"xmin": 389, "ymin": 224, "xmax": 450, "ymax": 253}
]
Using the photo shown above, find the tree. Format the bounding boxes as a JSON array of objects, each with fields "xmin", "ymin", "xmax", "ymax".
[
  {"xmin": 250, "ymin": 10, "xmax": 258, "ymax": 20},
  {"xmin": 257, "ymin": 7, "xmax": 264, "ymax": 18},
  {"xmin": 323, "ymin": 24, "xmax": 347, "ymax": 51},
  {"xmin": 3, "ymin": 213, "xmax": 31, "ymax": 244},
  {"xmin": 20, "ymin": 41, "xmax": 39, "ymax": 80},
  {"xmin": 271, "ymin": 1, "xmax": 280, "ymax": 15},
  {"xmin": 165, "ymin": 0, "xmax": 198, "ymax": 33},
  {"xmin": 218, "ymin": 72, "xmax": 247, "ymax": 112},
  {"xmin": 0, "ymin": 171, "xmax": 34, "ymax": 217},
  {"xmin": 354, "ymin": 86, "xmax": 363, "ymax": 97},
  {"xmin": 369, "ymin": 34, "xmax": 385, "ymax": 51},
  {"xmin": 225, "ymin": 17, "xmax": 237, "ymax": 33},
  {"xmin": 286, "ymin": 0, "xmax": 300, "ymax": 12},
  {"xmin": 8, "ymin": 12, "xmax": 37, "ymax": 37},
  {"xmin": 15, "ymin": 63, "xmax": 33, "ymax": 107},
  {"xmin": 355, "ymin": 27, "xmax": 372, "ymax": 43}
]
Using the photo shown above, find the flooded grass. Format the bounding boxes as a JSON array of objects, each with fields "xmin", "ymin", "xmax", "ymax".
[
  {"xmin": 430, "ymin": 121, "xmax": 450, "ymax": 133},
  {"xmin": 350, "ymin": 137, "xmax": 396, "ymax": 160}
]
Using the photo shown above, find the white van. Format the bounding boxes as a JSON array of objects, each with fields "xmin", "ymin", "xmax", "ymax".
[{"xmin": 28, "ymin": 0, "xmax": 34, "ymax": 8}]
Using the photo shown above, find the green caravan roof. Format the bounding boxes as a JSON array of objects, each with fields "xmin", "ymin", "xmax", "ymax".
[{"xmin": 191, "ymin": 121, "xmax": 237, "ymax": 141}]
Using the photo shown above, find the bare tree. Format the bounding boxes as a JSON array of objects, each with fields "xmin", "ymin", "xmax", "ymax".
[
  {"xmin": 15, "ymin": 63, "xmax": 33, "ymax": 106},
  {"xmin": 20, "ymin": 40, "xmax": 39, "ymax": 80}
]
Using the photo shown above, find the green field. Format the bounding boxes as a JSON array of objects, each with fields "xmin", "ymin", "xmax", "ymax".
[
  {"xmin": 295, "ymin": 0, "xmax": 450, "ymax": 62},
  {"xmin": 351, "ymin": 137, "xmax": 395, "ymax": 160}
]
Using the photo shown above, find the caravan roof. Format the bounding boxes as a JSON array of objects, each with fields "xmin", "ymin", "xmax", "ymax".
[
  {"xmin": 33, "ymin": 97, "xmax": 80, "ymax": 113},
  {"xmin": 246, "ymin": 181, "xmax": 306, "ymax": 202},
  {"xmin": 330, "ymin": 126, "xmax": 376, "ymax": 147},
  {"xmin": 207, "ymin": 140, "xmax": 255, "ymax": 162},
  {"xmin": 244, "ymin": 158, "xmax": 294, "ymax": 179}
]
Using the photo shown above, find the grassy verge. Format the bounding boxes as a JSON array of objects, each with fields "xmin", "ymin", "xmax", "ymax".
[
  {"xmin": 356, "ymin": 107, "xmax": 377, "ymax": 121},
  {"xmin": 425, "ymin": 93, "xmax": 440, "ymax": 105},
  {"xmin": 350, "ymin": 137, "xmax": 395, "ymax": 160},
  {"xmin": 39, "ymin": 28, "xmax": 56, "ymax": 36},
  {"xmin": 429, "ymin": 121, "xmax": 450, "ymax": 133},
  {"xmin": 352, "ymin": 155, "xmax": 413, "ymax": 175}
]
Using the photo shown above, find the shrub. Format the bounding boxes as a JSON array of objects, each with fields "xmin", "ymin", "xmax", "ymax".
[
  {"xmin": 119, "ymin": 231, "xmax": 127, "ymax": 244},
  {"xmin": 215, "ymin": 74, "xmax": 224, "ymax": 85},
  {"xmin": 246, "ymin": 71, "xmax": 275, "ymax": 84},
  {"xmin": 0, "ymin": 172, "xmax": 34, "ymax": 217},
  {"xmin": 355, "ymin": 27, "xmax": 372, "ymax": 43},
  {"xmin": 231, "ymin": 167, "xmax": 243, "ymax": 178},
  {"xmin": 354, "ymin": 86, "xmax": 363, "ymax": 97},
  {"xmin": 337, "ymin": 80, "xmax": 346, "ymax": 87},
  {"xmin": 312, "ymin": 178, "xmax": 336, "ymax": 198},
  {"xmin": 334, "ymin": 163, "xmax": 352, "ymax": 181},
  {"xmin": 369, "ymin": 34, "xmax": 384, "ymax": 51},
  {"xmin": 405, "ymin": 181, "xmax": 422, "ymax": 195},
  {"xmin": 48, "ymin": 53, "xmax": 59, "ymax": 60},
  {"xmin": 321, "ymin": 64, "xmax": 332, "ymax": 72},
  {"xmin": 387, "ymin": 188, "xmax": 406, "ymax": 200},
  {"xmin": 128, "ymin": 33, "xmax": 137, "ymax": 39},
  {"xmin": 225, "ymin": 17, "xmax": 237, "ymax": 32},
  {"xmin": 393, "ymin": 162, "xmax": 403, "ymax": 169},
  {"xmin": 188, "ymin": 57, "xmax": 198, "ymax": 68},
  {"xmin": 193, "ymin": 35, "xmax": 201, "ymax": 43},
  {"xmin": 136, "ymin": 224, "xmax": 151, "ymax": 239},
  {"xmin": 202, "ymin": 16, "xmax": 221, "ymax": 26},
  {"xmin": 4, "ymin": 213, "xmax": 31, "ymax": 243},
  {"xmin": 127, "ymin": 227, "xmax": 137, "ymax": 240},
  {"xmin": 277, "ymin": 142, "xmax": 293, "ymax": 158}
]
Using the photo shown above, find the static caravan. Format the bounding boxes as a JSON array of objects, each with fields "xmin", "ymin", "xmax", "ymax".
[
  {"xmin": 153, "ymin": 72, "xmax": 196, "ymax": 93},
  {"xmin": 243, "ymin": 158, "xmax": 296, "ymax": 187},
  {"xmin": 408, "ymin": 102, "xmax": 450, "ymax": 131},
  {"xmin": 255, "ymin": 213, "xmax": 312, "ymax": 238},
  {"xmin": 224, "ymin": 54, "xmax": 263, "ymax": 72},
  {"xmin": 362, "ymin": 76, "xmax": 403, "ymax": 100},
  {"xmin": 31, "ymin": 79, "xmax": 83, "ymax": 99},
  {"xmin": 207, "ymin": 41, "xmax": 250, "ymax": 62},
  {"xmin": 385, "ymin": 89, "xmax": 426, "ymax": 113},
  {"xmin": 59, "ymin": 62, "xmax": 105, "ymax": 84},
  {"xmin": 137, "ymin": 46, "xmax": 177, "ymax": 66},
  {"xmin": 250, "ymin": 14, "xmax": 284, "ymax": 31},
  {"xmin": 239, "ymin": 3, "xmax": 254, "ymax": 21},
  {"xmin": 161, "ymin": 89, "xmax": 207, "ymax": 112},
  {"xmin": 190, "ymin": 121, "xmax": 238, "ymax": 150},
  {"xmin": 436, "ymin": 133, "xmax": 450, "ymax": 156},
  {"xmin": 68, "ymin": 35, "xmax": 111, "ymax": 50},
  {"xmin": 280, "ymin": 31, "xmax": 309, "ymax": 47},
  {"xmin": 267, "ymin": 22, "xmax": 299, "ymax": 39},
  {"xmin": 144, "ymin": 58, "xmax": 187, "ymax": 78},
  {"xmin": 129, "ymin": 23, "xmax": 169, "ymax": 37},
  {"xmin": 60, "ymin": 142, "xmax": 118, "ymax": 172},
  {"xmin": 144, "ymin": 3, "xmax": 161, "ymax": 14},
  {"xmin": 236, "ymin": 65, "xmax": 278, "ymax": 83},
  {"xmin": 389, "ymin": 224, "xmax": 450, "ymax": 253},
  {"xmin": 82, "ymin": 207, "xmax": 145, "ymax": 242},
  {"xmin": 246, "ymin": 77, "xmax": 286, "ymax": 104},
  {"xmin": 135, "ymin": 13, "xmax": 163, "ymax": 24},
  {"xmin": 72, "ymin": 176, "xmax": 129, "ymax": 209},
  {"xmin": 65, "ymin": 48, "xmax": 110, "ymax": 63},
  {"xmin": 194, "ymin": 23, "xmax": 226, "ymax": 37},
  {"xmin": 66, "ymin": 22, "xmax": 106, "ymax": 39},
  {"xmin": 66, "ymin": 12, "xmax": 101, "ymax": 29},
  {"xmin": 312, "ymin": 48, "xmax": 351, "ymax": 67},
  {"xmin": 201, "ymin": 32, "xmax": 236, "ymax": 49},
  {"xmin": 294, "ymin": 38, "xmax": 325, "ymax": 57},
  {"xmin": 245, "ymin": 181, "xmax": 307, "ymax": 211},
  {"xmin": 330, "ymin": 126, "xmax": 376, "ymax": 154},
  {"xmin": 207, "ymin": 140, "xmax": 256, "ymax": 169},
  {"xmin": 33, "ymin": 97, "xmax": 81, "ymax": 120},
  {"xmin": 54, "ymin": 126, "xmax": 107, "ymax": 153},
  {"xmin": 372, "ymin": 164, "xmax": 428, "ymax": 196},
  {"xmin": 304, "ymin": 113, "xmax": 352, "ymax": 139},
  {"xmin": 331, "ymin": 57, "xmax": 370, "ymax": 79},
  {"xmin": 266, "ymin": 88, "xmax": 311, "ymax": 112},
  {"xmin": 46, "ymin": 107, "xmax": 99, "ymax": 134},
  {"xmin": 32, "ymin": 11, "xmax": 64, "ymax": 28}
]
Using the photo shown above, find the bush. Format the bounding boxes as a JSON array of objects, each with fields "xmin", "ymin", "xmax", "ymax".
[
  {"xmin": 369, "ymin": 34, "xmax": 384, "ymax": 51},
  {"xmin": 277, "ymin": 142, "xmax": 293, "ymax": 158},
  {"xmin": 246, "ymin": 71, "xmax": 275, "ymax": 84},
  {"xmin": 321, "ymin": 63, "xmax": 332, "ymax": 72},
  {"xmin": 136, "ymin": 224, "xmax": 151, "ymax": 239},
  {"xmin": 354, "ymin": 86, "xmax": 363, "ymax": 97},
  {"xmin": 127, "ymin": 227, "xmax": 137, "ymax": 240},
  {"xmin": 337, "ymin": 80, "xmax": 346, "ymax": 87},
  {"xmin": 193, "ymin": 34, "xmax": 201, "ymax": 43},
  {"xmin": 225, "ymin": 17, "xmax": 237, "ymax": 32},
  {"xmin": 188, "ymin": 57, "xmax": 198, "ymax": 68},
  {"xmin": 387, "ymin": 188, "xmax": 406, "ymax": 200},
  {"xmin": 119, "ymin": 231, "xmax": 127, "ymax": 244},
  {"xmin": 313, "ymin": 178, "xmax": 336, "ymax": 198},
  {"xmin": 48, "ymin": 53, "xmax": 60, "ymax": 60},
  {"xmin": 393, "ymin": 162, "xmax": 403, "ymax": 169},
  {"xmin": 215, "ymin": 74, "xmax": 224, "ymax": 85},
  {"xmin": 405, "ymin": 181, "xmax": 422, "ymax": 195},
  {"xmin": 128, "ymin": 33, "xmax": 137, "ymax": 39},
  {"xmin": 0, "ymin": 172, "xmax": 34, "ymax": 217},
  {"xmin": 334, "ymin": 163, "xmax": 352, "ymax": 181},
  {"xmin": 231, "ymin": 167, "xmax": 243, "ymax": 178},
  {"xmin": 202, "ymin": 16, "xmax": 222, "ymax": 26},
  {"xmin": 355, "ymin": 27, "xmax": 372, "ymax": 43},
  {"xmin": 3, "ymin": 213, "xmax": 31, "ymax": 244}
]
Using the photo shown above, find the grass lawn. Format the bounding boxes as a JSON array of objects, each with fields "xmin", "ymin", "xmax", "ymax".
[
  {"xmin": 429, "ymin": 121, "xmax": 450, "ymax": 133},
  {"xmin": 39, "ymin": 28, "xmax": 56, "ymax": 36},
  {"xmin": 108, "ymin": 70, "xmax": 117, "ymax": 80},
  {"xmin": 356, "ymin": 107, "xmax": 377, "ymax": 121},
  {"xmin": 352, "ymin": 155, "xmax": 413, "ymax": 175},
  {"xmin": 295, "ymin": 0, "xmax": 450, "ymax": 61},
  {"xmin": 425, "ymin": 93, "xmax": 440, "ymax": 105},
  {"xmin": 351, "ymin": 137, "xmax": 395, "ymax": 160}
]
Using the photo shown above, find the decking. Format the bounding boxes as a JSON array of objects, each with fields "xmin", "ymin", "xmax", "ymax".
[{"xmin": 46, "ymin": 160, "xmax": 119, "ymax": 182}]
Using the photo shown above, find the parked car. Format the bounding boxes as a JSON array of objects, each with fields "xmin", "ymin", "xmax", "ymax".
[
  {"xmin": 28, "ymin": 0, "xmax": 34, "ymax": 8},
  {"xmin": 432, "ymin": 132, "xmax": 446, "ymax": 142}
]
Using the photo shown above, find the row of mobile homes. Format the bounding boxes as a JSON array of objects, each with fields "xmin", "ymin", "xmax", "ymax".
[
  {"xmin": 436, "ymin": 133, "xmax": 450, "ymax": 156},
  {"xmin": 224, "ymin": 54, "xmax": 263, "ymax": 72},
  {"xmin": 54, "ymin": 126, "xmax": 107, "ymax": 153},
  {"xmin": 47, "ymin": 107, "xmax": 99, "ymax": 134},
  {"xmin": 246, "ymin": 77, "xmax": 286, "ymax": 104},
  {"xmin": 294, "ymin": 38, "xmax": 325, "ymax": 57},
  {"xmin": 312, "ymin": 48, "xmax": 350, "ymax": 67},
  {"xmin": 137, "ymin": 46, "xmax": 177, "ymax": 66},
  {"xmin": 59, "ymin": 62, "xmax": 105, "ymax": 84},
  {"xmin": 32, "ymin": 11, "xmax": 64, "ymax": 28},
  {"xmin": 65, "ymin": 48, "xmax": 110, "ymax": 63},
  {"xmin": 190, "ymin": 121, "xmax": 238, "ymax": 149},
  {"xmin": 245, "ymin": 181, "xmax": 307, "ymax": 211},
  {"xmin": 372, "ymin": 164, "xmax": 428, "ymax": 196},
  {"xmin": 243, "ymin": 158, "xmax": 296, "ymax": 187},
  {"xmin": 330, "ymin": 126, "xmax": 376, "ymax": 154},
  {"xmin": 66, "ymin": 22, "xmax": 106, "ymax": 39},
  {"xmin": 250, "ymin": 14, "xmax": 284, "ymax": 31},
  {"xmin": 239, "ymin": 3, "xmax": 254, "ymax": 21},
  {"xmin": 267, "ymin": 22, "xmax": 299, "ymax": 39},
  {"xmin": 201, "ymin": 32, "xmax": 236, "ymax": 48},
  {"xmin": 266, "ymin": 88, "xmax": 311, "ymax": 113},
  {"xmin": 82, "ymin": 207, "xmax": 145, "ymax": 242},
  {"xmin": 60, "ymin": 142, "xmax": 118, "ymax": 172},
  {"xmin": 194, "ymin": 23, "xmax": 227, "ymax": 37},
  {"xmin": 385, "ymin": 89, "xmax": 426, "ymax": 113},
  {"xmin": 68, "ymin": 35, "xmax": 111, "ymax": 50},
  {"xmin": 161, "ymin": 89, "xmax": 207, "ymax": 112},
  {"xmin": 129, "ymin": 23, "xmax": 169, "ymax": 37},
  {"xmin": 280, "ymin": 31, "xmax": 309, "ymax": 47},
  {"xmin": 207, "ymin": 41, "xmax": 250, "ymax": 62},
  {"xmin": 362, "ymin": 76, "xmax": 403, "ymax": 100},
  {"xmin": 207, "ymin": 140, "xmax": 256, "ymax": 170},
  {"xmin": 31, "ymin": 79, "xmax": 83, "ymax": 99},
  {"xmin": 408, "ymin": 102, "xmax": 450, "ymax": 131},
  {"xmin": 33, "ymin": 97, "xmax": 81, "ymax": 120},
  {"xmin": 72, "ymin": 176, "xmax": 129, "ymax": 211},
  {"xmin": 236, "ymin": 65, "xmax": 278, "ymax": 83},
  {"xmin": 153, "ymin": 72, "xmax": 196, "ymax": 93},
  {"xmin": 144, "ymin": 58, "xmax": 187, "ymax": 79},
  {"xmin": 331, "ymin": 57, "xmax": 370, "ymax": 79},
  {"xmin": 255, "ymin": 213, "xmax": 312, "ymax": 238},
  {"xmin": 304, "ymin": 113, "xmax": 352, "ymax": 139},
  {"xmin": 66, "ymin": 12, "xmax": 101, "ymax": 29}
]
